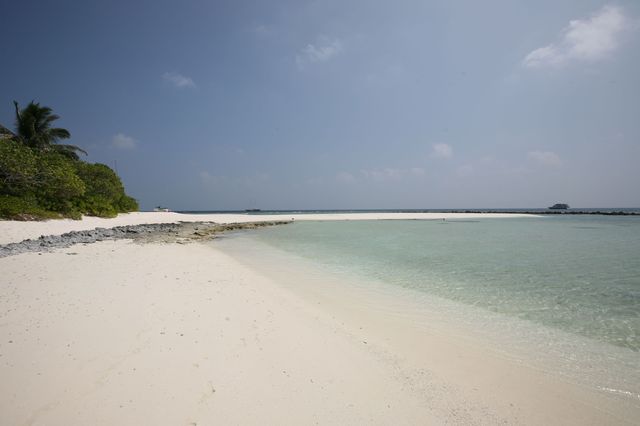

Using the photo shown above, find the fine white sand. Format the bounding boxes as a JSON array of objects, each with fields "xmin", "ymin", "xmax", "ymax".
[
  {"xmin": 2, "ymin": 214, "xmax": 638, "ymax": 425},
  {"xmin": 0, "ymin": 211, "xmax": 536, "ymax": 245},
  {"xmin": 1, "ymin": 240, "xmax": 445, "ymax": 425}
]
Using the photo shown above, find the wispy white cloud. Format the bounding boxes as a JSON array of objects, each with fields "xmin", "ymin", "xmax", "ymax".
[
  {"xmin": 527, "ymin": 151, "xmax": 563, "ymax": 167},
  {"xmin": 112, "ymin": 133, "xmax": 137, "ymax": 150},
  {"xmin": 296, "ymin": 36, "xmax": 343, "ymax": 68},
  {"xmin": 523, "ymin": 5, "xmax": 630, "ymax": 68},
  {"xmin": 162, "ymin": 72, "xmax": 196, "ymax": 88},
  {"xmin": 360, "ymin": 168, "xmax": 404, "ymax": 182},
  {"xmin": 431, "ymin": 143, "xmax": 453, "ymax": 159},
  {"xmin": 336, "ymin": 171, "xmax": 356, "ymax": 184}
]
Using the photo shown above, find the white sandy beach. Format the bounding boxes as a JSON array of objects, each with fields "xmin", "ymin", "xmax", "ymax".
[
  {"xmin": 1, "ymin": 213, "xmax": 639, "ymax": 425},
  {"xmin": 0, "ymin": 211, "xmax": 535, "ymax": 245}
]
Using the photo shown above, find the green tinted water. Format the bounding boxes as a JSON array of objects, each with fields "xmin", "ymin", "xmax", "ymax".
[{"xmin": 247, "ymin": 216, "xmax": 640, "ymax": 351}]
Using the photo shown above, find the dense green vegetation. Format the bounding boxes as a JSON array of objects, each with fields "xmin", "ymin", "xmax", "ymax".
[{"xmin": 0, "ymin": 101, "xmax": 138, "ymax": 220}]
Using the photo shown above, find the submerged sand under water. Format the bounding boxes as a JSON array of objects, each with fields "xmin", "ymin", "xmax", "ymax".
[{"xmin": 214, "ymin": 219, "xmax": 640, "ymax": 401}]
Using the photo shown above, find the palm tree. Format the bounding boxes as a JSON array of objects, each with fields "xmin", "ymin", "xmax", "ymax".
[{"xmin": 13, "ymin": 101, "xmax": 87, "ymax": 159}]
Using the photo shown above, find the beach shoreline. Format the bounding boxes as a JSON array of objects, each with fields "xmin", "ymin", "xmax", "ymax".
[
  {"xmin": 214, "ymin": 229, "xmax": 640, "ymax": 417},
  {"xmin": 1, "ymin": 213, "xmax": 639, "ymax": 425},
  {"xmin": 0, "ymin": 211, "xmax": 537, "ymax": 246}
]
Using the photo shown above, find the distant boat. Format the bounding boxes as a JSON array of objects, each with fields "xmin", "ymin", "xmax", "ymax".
[
  {"xmin": 548, "ymin": 203, "xmax": 570, "ymax": 210},
  {"xmin": 153, "ymin": 206, "xmax": 170, "ymax": 212},
  {"xmin": 245, "ymin": 208, "xmax": 261, "ymax": 213}
]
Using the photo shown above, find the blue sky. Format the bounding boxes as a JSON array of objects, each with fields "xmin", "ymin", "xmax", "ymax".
[{"xmin": 1, "ymin": 0, "xmax": 639, "ymax": 209}]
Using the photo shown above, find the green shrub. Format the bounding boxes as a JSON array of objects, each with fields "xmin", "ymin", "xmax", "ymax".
[
  {"xmin": 116, "ymin": 194, "xmax": 139, "ymax": 212},
  {"xmin": 74, "ymin": 162, "xmax": 137, "ymax": 217},
  {"xmin": 0, "ymin": 195, "xmax": 60, "ymax": 220},
  {"xmin": 34, "ymin": 153, "xmax": 86, "ymax": 215},
  {"xmin": 74, "ymin": 195, "xmax": 118, "ymax": 217},
  {"xmin": 0, "ymin": 139, "xmax": 38, "ymax": 195},
  {"xmin": 1, "ymin": 109, "xmax": 139, "ymax": 220}
]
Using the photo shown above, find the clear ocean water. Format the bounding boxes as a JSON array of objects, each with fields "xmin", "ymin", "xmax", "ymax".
[
  {"xmin": 214, "ymin": 215, "xmax": 640, "ymax": 398},
  {"xmin": 245, "ymin": 216, "xmax": 640, "ymax": 351}
]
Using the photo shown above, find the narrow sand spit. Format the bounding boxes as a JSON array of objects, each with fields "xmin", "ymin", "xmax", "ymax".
[{"xmin": 0, "ymin": 211, "xmax": 537, "ymax": 245}]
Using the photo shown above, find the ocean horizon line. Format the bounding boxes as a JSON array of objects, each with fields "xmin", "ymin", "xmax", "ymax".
[{"xmin": 173, "ymin": 207, "xmax": 640, "ymax": 215}]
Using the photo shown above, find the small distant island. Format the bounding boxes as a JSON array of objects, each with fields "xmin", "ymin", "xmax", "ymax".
[
  {"xmin": 548, "ymin": 203, "xmax": 570, "ymax": 210},
  {"xmin": 0, "ymin": 101, "xmax": 138, "ymax": 220}
]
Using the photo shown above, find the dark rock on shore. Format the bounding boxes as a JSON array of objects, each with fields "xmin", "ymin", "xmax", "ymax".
[{"xmin": 0, "ymin": 221, "xmax": 291, "ymax": 258}]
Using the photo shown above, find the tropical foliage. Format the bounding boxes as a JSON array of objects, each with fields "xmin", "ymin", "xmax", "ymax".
[
  {"xmin": 13, "ymin": 101, "xmax": 87, "ymax": 160},
  {"xmin": 0, "ymin": 101, "xmax": 138, "ymax": 220}
]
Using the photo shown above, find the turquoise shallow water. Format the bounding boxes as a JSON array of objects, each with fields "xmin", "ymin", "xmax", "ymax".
[{"xmin": 244, "ymin": 216, "xmax": 640, "ymax": 352}]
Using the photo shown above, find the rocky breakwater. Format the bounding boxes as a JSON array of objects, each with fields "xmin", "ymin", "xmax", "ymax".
[{"xmin": 0, "ymin": 221, "xmax": 291, "ymax": 258}]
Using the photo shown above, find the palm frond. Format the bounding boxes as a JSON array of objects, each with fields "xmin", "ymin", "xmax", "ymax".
[
  {"xmin": 60, "ymin": 144, "xmax": 87, "ymax": 156},
  {"xmin": 11, "ymin": 100, "xmax": 74, "ymax": 151},
  {"xmin": 54, "ymin": 144, "xmax": 88, "ymax": 160},
  {"xmin": 47, "ymin": 127, "xmax": 71, "ymax": 141}
]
